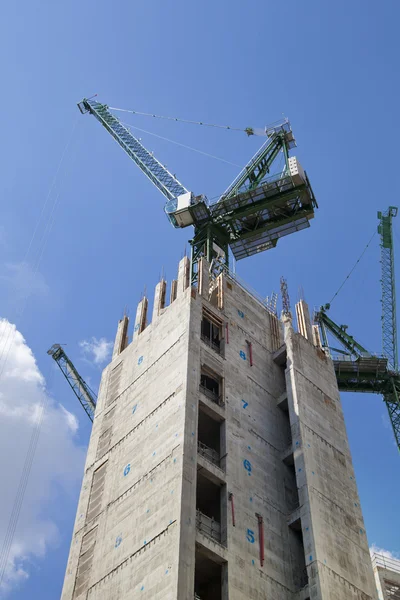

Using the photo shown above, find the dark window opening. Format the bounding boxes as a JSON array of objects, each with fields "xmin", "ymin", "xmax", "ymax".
[
  {"xmin": 284, "ymin": 462, "xmax": 300, "ymax": 513},
  {"xmin": 289, "ymin": 526, "xmax": 308, "ymax": 590},
  {"xmin": 201, "ymin": 313, "xmax": 222, "ymax": 353},
  {"xmin": 195, "ymin": 550, "xmax": 226, "ymax": 600},
  {"xmin": 196, "ymin": 472, "xmax": 226, "ymax": 545},
  {"xmin": 200, "ymin": 368, "xmax": 222, "ymax": 405},
  {"xmin": 198, "ymin": 409, "xmax": 224, "ymax": 468}
]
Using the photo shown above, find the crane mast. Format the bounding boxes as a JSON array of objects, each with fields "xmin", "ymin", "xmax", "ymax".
[
  {"xmin": 47, "ymin": 344, "xmax": 97, "ymax": 422},
  {"xmin": 378, "ymin": 207, "xmax": 398, "ymax": 371},
  {"xmin": 378, "ymin": 206, "xmax": 400, "ymax": 448}
]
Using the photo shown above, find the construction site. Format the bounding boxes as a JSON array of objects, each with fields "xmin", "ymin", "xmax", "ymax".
[{"xmin": 43, "ymin": 99, "xmax": 400, "ymax": 600}]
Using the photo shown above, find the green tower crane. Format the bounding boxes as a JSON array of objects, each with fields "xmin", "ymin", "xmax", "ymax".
[
  {"xmin": 77, "ymin": 98, "xmax": 317, "ymax": 284},
  {"xmin": 47, "ymin": 344, "xmax": 97, "ymax": 422},
  {"xmin": 314, "ymin": 208, "xmax": 400, "ymax": 450}
]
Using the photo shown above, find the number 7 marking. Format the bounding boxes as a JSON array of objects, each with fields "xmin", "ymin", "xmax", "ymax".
[{"xmin": 242, "ymin": 399, "xmax": 248, "ymax": 409}]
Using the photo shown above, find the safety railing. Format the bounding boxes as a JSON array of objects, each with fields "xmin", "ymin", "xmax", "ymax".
[
  {"xmin": 199, "ymin": 385, "xmax": 223, "ymax": 406},
  {"xmin": 200, "ymin": 333, "xmax": 221, "ymax": 354},
  {"xmin": 196, "ymin": 509, "xmax": 221, "ymax": 543},
  {"xmin": 223, "ymin": 268, "xmax": 277, "ymax": 315},
  {"xmin": 372, "ymin": 552, "xmax": 400, "ymax": 574},
  {"xmin": 198, "ymin": 441, "xmax": 220, "ymax": 467}
]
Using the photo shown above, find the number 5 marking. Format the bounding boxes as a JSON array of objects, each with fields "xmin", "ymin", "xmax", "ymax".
[{"xmin": 247, "ymin": 528, "xmax": 255, "ymax": 543}]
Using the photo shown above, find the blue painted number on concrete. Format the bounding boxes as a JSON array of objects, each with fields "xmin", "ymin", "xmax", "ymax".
[
  {"xmin": 134, "ymin": 323, "xmax": 140, "ymax": 332},
  {"xmin": 243, "ymin": 459, "xmax": 252, "ymax": 472},
  {"xmin": 132, "ymin": 404, "xmax": 138, "ymax": 414},
  {"xmin": 247, "ymin": 529, "xmax": 255, "ymax": 543},
  {"xmin": 115, "ymin": 535, "xmax": 122, "ymax": 548},
  {"xmin": 124, "ymin": 464, "xmax": 131, "ymax": 476},
  {"xmin": 138, "ymin": 356, "xmax": 143, "ymax": 365},
  {"xmin": 240, "ymin": 350, "xmax": 246, "ymax": 360},
  {"xmin": 241, "ymin": 399, "xmax": 248, "ymax": 409},
  {"xmin": 238, "ymin": 310, "xmax": 244, "ymax": 318}
]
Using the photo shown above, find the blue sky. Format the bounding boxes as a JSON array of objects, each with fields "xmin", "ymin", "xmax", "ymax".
[{"xmin": 0, "ymin": 0, "xmax": 399, "ymax": 596}]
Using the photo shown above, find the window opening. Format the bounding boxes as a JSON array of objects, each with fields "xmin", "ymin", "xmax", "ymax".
[
  {"xmin": 289, "ymin": 526, "xmax": 308, "ymax": 590},
  {"xmin": 197, "ymin": 408, "xmax": 224, "ymax": 468},
  {"xmin": 195, "ymin": 549, "xmax": 226, "ymax": 600},
  {"xmin": 200, "ymin": 367, "xmax": 222, "ymax": 405},
  {"xmin": 196, "ymin": 472, "xmax": 226, "ymax": 545},
  {"xmin": 201, "ymin": 309, "xmax": 222, "ymax": 354}
]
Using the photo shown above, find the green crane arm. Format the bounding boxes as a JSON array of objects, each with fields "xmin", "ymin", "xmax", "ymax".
[
  {"xmin": 78, "ymin": 98, "xmax": 191, "ymax": 228},
  {"xmin": 385, "ymin": 378, "xmax": 400, "ymax": 450},
  {"xmin": 314, "ymin": 305, "xmax": 371, "ymax": 358},
  {"xmin": 47, "ymin": 344, "xmax": 96, "ymax": 422},
  {"xmin": 220, "ymin": 120, "xmax": 295, "ymax": 201},
  {"xmin": 314, "ymin": 304, "xmax": 400, "ymax": 451}
]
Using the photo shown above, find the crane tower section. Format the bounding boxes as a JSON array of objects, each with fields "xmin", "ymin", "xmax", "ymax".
[{"xmin": 378, "ymin": 206, "xmax": 398, "ymax": 371}]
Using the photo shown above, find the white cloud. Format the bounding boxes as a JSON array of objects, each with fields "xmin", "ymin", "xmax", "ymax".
[
  {"xmin": 79, "ymin": 336, "xmax": 113, "ymax": 365},
  {"xmin": 0, "ymin": 319, "xmax": 86, "ymax": 596},
  {"xmin": 60, "ymin": 405, "xmax": 79, "ymax": 434},
  {"xmin": 370, "ymin": 544, "xmax": 400, "ymax": 559}
]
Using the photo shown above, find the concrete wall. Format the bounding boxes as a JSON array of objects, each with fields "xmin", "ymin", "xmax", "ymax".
[
  {"xmin": 285, "ymin": 312, "xmax": 378, "ymax": 600},
  {"xmin": 61, "ymin": 258, "xmax": 193, "ymax": 600},
  {"xmin": 61, "ymin": 258, "xmax": 377, "ymax": 600}
]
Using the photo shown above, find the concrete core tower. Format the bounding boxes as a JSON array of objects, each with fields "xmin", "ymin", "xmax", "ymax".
[{"xmin": 61, "ymin": 257, "xmax": 377, "ymax": 600}]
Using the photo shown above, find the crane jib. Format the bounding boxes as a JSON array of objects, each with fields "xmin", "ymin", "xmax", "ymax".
[{"xmin": 81, "ymin": 98, "xmax": 190, "ymax": 207}]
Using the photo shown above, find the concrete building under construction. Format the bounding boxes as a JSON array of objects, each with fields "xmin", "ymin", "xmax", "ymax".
[
  {"xmin": 371, "ymin": 552, "xmax": 400, "ymax": 600},
  {"xmin": 60, "ymin": 257, "xmax": 378, "ymax": 600}
]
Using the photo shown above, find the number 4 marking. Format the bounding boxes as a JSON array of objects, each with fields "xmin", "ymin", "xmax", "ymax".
[{"xmin": 242, "ymin": 399, "xmax": 248, "ymax": 409}]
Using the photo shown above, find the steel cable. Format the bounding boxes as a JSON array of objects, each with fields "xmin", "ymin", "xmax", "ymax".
[
  {"xmin": 329, "ymin": 230, "xmax": 377, "ymax": 306},
  {"xmin": 120, "ymin": 121, "xmax": 242, "ymax": 168},
  {"xmin": 0, "ymin": 117, "xmax": 79, "ymax": 380},
  {"xmin": 0, "ymin": 366, "xmax": 53, "ymax": 590}
]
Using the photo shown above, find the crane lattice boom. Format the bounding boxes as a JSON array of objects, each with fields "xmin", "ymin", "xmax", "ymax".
[{"xmin": 47, "ymin": 344, "xmax": 97, "ymax": 422}]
